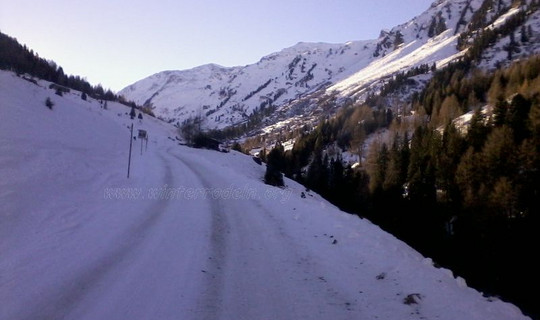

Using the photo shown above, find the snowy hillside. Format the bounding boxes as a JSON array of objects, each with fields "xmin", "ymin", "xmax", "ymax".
[
  {"xmin": 327, "ymin": 0, "xmax": 479, "ymax": 96},
  {"xmin": 120, "ymin": 40, "xmax": 376, "ymax": 129},
  {"xmin": 1, "ymin": 69, "xmax": 532, "ymax": 319},
  {"xmin": 120, "ymin": 0, "xmax": 540, "ymax": 134}
]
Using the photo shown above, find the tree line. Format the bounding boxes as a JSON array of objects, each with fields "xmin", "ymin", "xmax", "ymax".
[{"xmin": 0, "ymin": 31, "xmax": 152, "ymax": 116}]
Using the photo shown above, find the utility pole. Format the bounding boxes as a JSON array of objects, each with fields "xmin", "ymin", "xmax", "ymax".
[{"xmin": 127, "ymin": 123, "xmax": 133, "ymax": 178}]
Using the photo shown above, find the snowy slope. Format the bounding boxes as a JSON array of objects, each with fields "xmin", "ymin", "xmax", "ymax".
[
  {"xmin": 326, "ymin": 0, "xmax": 540, "ymax": 98},
  {"xmin": 1, "ymin": 70, "xmax": 531, "ymax": 319},
  {"xmin": 328, "ymin": 0, "xmax": 479, "ymax": 96},
  {"xmin": 477, "ymin": 5, "xmax": 540, "ymax": 70}
]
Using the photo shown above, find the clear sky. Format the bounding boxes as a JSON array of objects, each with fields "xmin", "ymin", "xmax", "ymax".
[{"xmin": 0, "ymin": 0, "xmax": 434, "ymax": 91}]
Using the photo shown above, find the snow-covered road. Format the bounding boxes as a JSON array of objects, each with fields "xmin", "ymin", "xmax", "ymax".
[
  {"xmin": 1, "ymin": 139, "xmax": 366, "ymax": 320},
  {"xmin": 168, "ymin": 148, "xmax": 362, "ymax": 320},
  {"xmin": 0, "ymin": 70, "xmax": 530, "ymax": 319}
]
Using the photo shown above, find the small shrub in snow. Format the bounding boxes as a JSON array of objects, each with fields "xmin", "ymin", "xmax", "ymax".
[
  {"xmin": 49, "ymin": 83, "xmax": 70, "ymax": 95},
  {"xmin": 45, "ymin": 97, "xmax": 54, "ymax": 109},
  {"xmin": 403, "ymin": 293, "xmax": 422, "ymax": 305},
  {"xmin": 231, "ymin": 142, "xmax": 243, "ymax": 153}
]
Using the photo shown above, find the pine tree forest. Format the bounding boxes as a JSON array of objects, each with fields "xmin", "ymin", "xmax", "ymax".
[{"xmin": 255, "ymin": 54, "xmax": 540, "ymax": 317}]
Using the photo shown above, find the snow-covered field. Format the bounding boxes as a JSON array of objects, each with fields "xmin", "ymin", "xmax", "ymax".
[{"xmin": 0, "ymin": 70, "xmax": 530, "ymax": 319}]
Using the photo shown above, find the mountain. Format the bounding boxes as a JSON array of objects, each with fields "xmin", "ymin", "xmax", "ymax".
[
  {"xmin": 120, "ymin": 0, "xmax": 540, "ymax": 133},
  {"xmin": 119, "ymin": 40, "xmax": 375, "ymax": 129},
  {"xmin": 0, "ymin": 68, "xmax": 531, "ymax": 320}
]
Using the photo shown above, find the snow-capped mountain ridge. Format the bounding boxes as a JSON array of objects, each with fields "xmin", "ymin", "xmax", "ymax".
[
  {"xmin": 120, "ymin": 0, "xmax": 539, "ymax": 132},
  {"xmin": 121, "ymin": 39, "xmax": 378, "ymax": 128}
]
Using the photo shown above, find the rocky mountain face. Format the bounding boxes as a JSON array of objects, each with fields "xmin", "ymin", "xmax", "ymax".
[{"xmin": 120, "ymin": 0, "xmax": 540, "ymax": 133}]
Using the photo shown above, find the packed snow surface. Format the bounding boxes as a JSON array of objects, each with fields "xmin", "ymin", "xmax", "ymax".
[{"xmin": 0, "ymin": 70, "xmax": 530, "ymax": 319}]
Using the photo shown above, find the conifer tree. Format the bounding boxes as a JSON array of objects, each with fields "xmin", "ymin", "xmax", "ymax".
[
  {"xmin": 264, "ymin": 143, "xmax": 285, "ymax": 187},
  {"xmin": 529, "ymin": 99, "xmax": 540, "ymax": 141},
  {"xmin": 435, "ymin": 94, "xmax": 461, "ymax": 127},
  {"xmin": 366, "ymin": 140, "xmax": 388, "ymax": 194},
  {"xmin": 493, "ymin": 98, "xmax": 509, "ymax": 127},
  {"xmin": 517, "ymin": 138, "xmax": 540, "ymax": 217},
  {"xmin": 488, "ymin": 73, "xmax": 506, "ymax": 104},
  {"xmin": 383, "ymin": 135, "xmax": 405, "ymax": 194},
  {"xmin": 328, "ymin": 156, "xmax": 346, "ymax": 203},
  {"xmin": 507, "ymin": 93, "xmax": 531, "ymax": 143},
  {"xmin": 306, "ymin": 150, "xmax": 328, "ymax": 193},
  {"xmin": 437, "ymin": 123, "xmax": 466, "ymax": 203},
  {"xmin": 130, "ymin": 106, "xmax": 136, "ymax": 119},
  {"xmin": 407, "ymin": 126, "xmax": 438, "ymax": 204},
  {"xmin": 481, "ymin": 125, "xmax": 517, "ymax": 186},
  {"xmin": 521, "ymin": 25, "xmax": 529, "ymax": 43},
  {"xmin": 456, "ymin": 147, "xmax": 481, "ymax": 207},
  {"xmin": 489, "ymin": 177, "xmax": 519, "ymax": 218},
  {"xmin": 394, "ymin": 31, "xmax": 404, "ymax": 49},
  {"xmin": 467, "ymin": 108, "xmax": 490, "ymax": 151}
]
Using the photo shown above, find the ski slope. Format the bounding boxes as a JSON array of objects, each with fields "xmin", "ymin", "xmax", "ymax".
[{"xmin": 0, "ymin": 70, "xmax": 530, "ymax": 319}]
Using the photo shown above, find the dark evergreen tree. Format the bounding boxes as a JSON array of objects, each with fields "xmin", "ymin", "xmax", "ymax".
[
  {"xmin": 306, "ymin": 150, "xmax": 328, "ymax": 194},
  {"xmin": 383, "ymin": 136, "xmax": 403, "ymax": 193},
  {"xmin": 130, "ymin": 106, "xmax": 136, "ymax": 119},
  {"xmin": 520, "ymin": 25, "xmax": 529, "ymax": 42},
  {"xmin": 368, "ymin": 142, "xmax": 389, "ymax": 194},
  {"xmin": 505, "ymin": 32, "xmax": 519, "ymax": 60},
  {"xmin": 493, "ymin": 98, "xmax": 509, "ymax": 127},
  {"xmin": 264, "ymin": 143, "xmax": 285, "ymax": 187},
  {"xmin": 507, "ymin": 93, "xmax": 531, "ymax": 143},
  {"xmin": 328, "ymin": 156, "xmax": 346, "ymax": 204},
  {"xmin": 481, "ymin": 125, "xmax": 517, "ymax": 186},
  {"xmin": 259, "ymin": 148, "xmax": 267, "ymax": 163},
  {"xmin": 436, "ymin": 17, "xmax": 447, "ymax": 35},
  {"xmin": 467, "ymin": 108, "xmax": 490, "ymax": 151},
  {"xmin": 393, "ymin": 31, "xmax": 404, "ymax": 49},
  {"xmin": 407, "ymin": 126, "xmax": 438, "ymax": 205},
  {"xmin": 437, "ymin": 123, "xmax": 466, "ymax": 204},
  {"xmin": 456, "ymin": 146, "xmax": 482, "ymax": 207}
]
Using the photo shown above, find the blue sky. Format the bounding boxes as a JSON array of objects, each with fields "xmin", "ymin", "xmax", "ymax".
[{"xmin": 0, "ymin": 0, "xmax": 434, "ymax": 91}]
